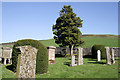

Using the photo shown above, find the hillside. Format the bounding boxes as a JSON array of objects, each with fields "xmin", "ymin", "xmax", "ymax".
[
  {"xmin": 41, "ymin": 35, "xmax": 119, "ymax": 48},
  {"xmin": 1, "ymin": 34, "xmax": 119, "ymax": 48}
]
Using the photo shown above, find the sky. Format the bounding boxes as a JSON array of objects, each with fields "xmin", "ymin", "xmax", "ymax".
[{"xmin": 2, "ymin": 2, "xmax": 118, "ymax": 43}]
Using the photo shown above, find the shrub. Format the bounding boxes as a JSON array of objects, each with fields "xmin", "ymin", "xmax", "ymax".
[
  {"xmin": 92, "ymin": 44, "xmax": 106, "ymax": 59},
  {"xmin": 12, "ymin": 39, "xmax": 48, "ymax": 74}
]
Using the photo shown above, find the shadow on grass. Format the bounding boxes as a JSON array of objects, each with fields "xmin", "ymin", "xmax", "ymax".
[
  {"xmin": 88, "ymin": 61, "xmax": 106, "ymax": 64},
  {"xmin": 83, "ymin": 55, "xmax": 92, "ymax": 58},
  {"xmin": 64, "ymin": 62, "xmax": 70, "ymax": 66},
  {"xmin": 55, "ymin": 54, "xmax": 65, "ymax": 58},
  {"xmin": 6, "ymin": 65, "xmax": 14, "ymax": 72}
]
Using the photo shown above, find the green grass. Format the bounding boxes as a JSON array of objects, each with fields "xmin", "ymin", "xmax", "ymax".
[
  {"xmin": 2, "ymin": 35, "xmax": 119, "ymax": 48},
  {"xmin": 40, "ymin": 39, "xmax": 59, "ymax": 47},
  {"xmin": 40, "ymin": 36, "xmax": 119, "ymax": 48},
  {"xmin": 1, "ymin": 57, "xmax": 118, "ymax": 78}
]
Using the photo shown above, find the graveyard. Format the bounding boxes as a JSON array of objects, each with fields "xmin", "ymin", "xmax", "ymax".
[
  {"xmin": 1, "ymin": 57, "xmax": 119, "ymax": 78},
  {"xmin": 1, "ymin": 3, "xmax": 119, "ymax": 79},
  {"xmin": 0, "ymin": 35, "xmax": 119, "ymax": 78}
]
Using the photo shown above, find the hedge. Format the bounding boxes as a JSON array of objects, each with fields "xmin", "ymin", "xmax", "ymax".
[
  {"xmin": 92, "ymin": 44, "xmax": 106, "ymax": 59},
  {"xmin": 11, "ymin": 39, "xmax": 48, "ymax": 74}
]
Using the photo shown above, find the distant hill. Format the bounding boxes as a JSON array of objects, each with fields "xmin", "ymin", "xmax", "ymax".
[{"xmin": 1, "ymin": 34, "xmax": 119, "ymax": 48}]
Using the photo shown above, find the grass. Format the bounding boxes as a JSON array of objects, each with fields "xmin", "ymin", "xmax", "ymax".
[
  {"xmin": 1, "ymin": 57, "xmax": 119, "ymax": 78},
  {"xmin": 40, "ymin": 36, "xmax": 119, "ymax": 48},
  {"xmin": 1, "ymin": 35, "xmax": 119, "ymax": 48},
  {"xmin": 1, "ymin": 35, "xmax": 119, "ymax": 79}
]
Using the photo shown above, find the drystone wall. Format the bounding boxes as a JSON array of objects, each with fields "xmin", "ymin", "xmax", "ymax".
[{"xmin": 55, "ymin": 47, "xmax": 120, "ymax": 57}]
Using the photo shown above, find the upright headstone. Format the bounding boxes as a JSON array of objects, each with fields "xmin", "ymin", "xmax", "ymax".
[
  {"xmin": 97, "ymin": 50, "xmax": 101, "ymax": 61},
  {"xmin": 2, "ymin": 47, "xmax": 12, "ymax": 64},
  {"xmin": 70, "ymin": 55, "xmax": 77, "ymax": 66},
  {"xmin": 16, "ymin": 46, "xmax": 38, "ymax": 79},
  {"xmin": 47, "ymin": 46, "xmax": 56, "ymax": 64},
  {"xmin": 77, "ymin": 47, "xmax": 83, "ymax": 65},
  {"xmin": 105, "ymin": 47, "xmax": 111, "ymax": 65},
  {"xmin": 111, "ymin": 48, "xmax": 115, "ymax": 64}
]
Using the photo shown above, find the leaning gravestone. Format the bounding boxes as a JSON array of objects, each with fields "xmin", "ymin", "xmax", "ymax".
[
  {"xmin": 77, "ymin": 47, "xmax": 83, "ymax": 65},
  {"xmin": 105, "ymin": 47, "xmax": 111, "ymax": 65},
  {"xmin": 97, "ymin": 50, "xmax": 101, "ymax": 61},
  {"xmin": 16, "ymin": 46, "xmax": 38, "ymax": 79}
]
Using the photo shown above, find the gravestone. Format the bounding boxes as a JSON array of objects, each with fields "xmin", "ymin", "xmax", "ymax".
[
  {"xmin": 111, "ymin": 48, "xmax": 115, "ymax": 64},
  {"xmin": 2, "ymin": 47, "xmax": 12, "ymax": 65},
  {"xmin": 105, "ymin": 47, "xmax": 111, "ymax": 65},
  {"xmin": 47, "ymin": 46, "xmax": 56, "ymax": 64},
  {"xmin": 77, "ymin": 47, "xmax": 83, "ymax": 65},
  {"xmin": 70, "ymin": 55, "xmax": 77, "ymax": 66},
  {"xmin": 16, "ymin": 46, "xmax": 38, "ymax": 79},
  {"xmin": 97, "ymin": 50, "xmax": 101, "ymax": 61}
]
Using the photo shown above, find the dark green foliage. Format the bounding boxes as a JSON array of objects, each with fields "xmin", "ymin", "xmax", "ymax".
[
  {"xmin": 92, "ymin": 44, "xmax": 106, "ymax": 59},
  {"xmin": 52, "ymin": 5, "xmax": 84, "ymax": 55},
  {"xmin": 12, "ymin": 39, "xmax": 48, "ymax": 74}
]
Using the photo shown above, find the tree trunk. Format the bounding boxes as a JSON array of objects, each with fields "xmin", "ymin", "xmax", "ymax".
[{"xmin": 69, "ymin": 45, "xmax": 74, "ymax": 56}]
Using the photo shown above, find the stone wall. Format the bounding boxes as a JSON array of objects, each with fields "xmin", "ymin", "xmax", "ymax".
[
  {"xmin": 82, "ymin": 48, "xmax": 92, "ymax": 56},
  {"xmin": 55, "ymin": 47, "xmax": 120, "ymax": 57},
  {"xmin": 110, "ymin": 47, "xmax": 120, "ymax": 57}
]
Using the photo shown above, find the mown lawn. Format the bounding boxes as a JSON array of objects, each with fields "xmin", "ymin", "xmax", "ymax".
[{"xmin": 1, "ymin": 57, "xmax": 118, "ymax": 78}]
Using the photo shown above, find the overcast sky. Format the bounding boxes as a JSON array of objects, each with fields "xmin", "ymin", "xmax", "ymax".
[{"xmin": 2, "ymin": 2, "xmax": 118, "ymax": 43}]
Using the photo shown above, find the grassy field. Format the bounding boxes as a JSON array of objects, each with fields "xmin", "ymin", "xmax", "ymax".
[
  {"xmin": 1, "ymin": 57, "xmax": 119, "ymax": 78},
  {"xmin": 1, "ymin": 35, "xmax": 119, "ymax": 48},
  {"xmin": 40, "ymin": 35, "xmax": 119, "ymax": 48}
]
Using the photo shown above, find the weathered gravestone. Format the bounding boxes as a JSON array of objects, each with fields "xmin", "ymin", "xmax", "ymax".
[
  {"xmin": 105, "ymin": 47, "xmax": 111, "ymax": 65},
  {"xmin": 111, "ymin": 48, "xmax": 115, "ymax": 64},
  {"xmin": 47, "ymin": 46, "xmax": 56, "ymax": 64},
  {"xmin": 2, "ymin": 47, "xmax": 12, "ymax": 65},
  {"xmin": 16, "ymin": 46, "xmax": 38, "ymax": 79},
  {"xmin": 77, "ymin": 47, "xmax": 83, "ymax": 65},
  {"xmin": 70, "ymin": 55, "xmax": 77, "ymax": 66},
  {"xmin": 97, "ymin": 50, "xmax": 101, "ymax": 61}
]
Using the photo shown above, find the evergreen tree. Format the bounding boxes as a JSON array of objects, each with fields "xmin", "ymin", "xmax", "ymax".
[{"xmin": 53, "ymin": 5, "xmax": 84, "ymax": 56}]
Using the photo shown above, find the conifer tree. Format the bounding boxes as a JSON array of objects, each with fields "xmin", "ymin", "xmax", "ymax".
[{"xmin": 53, "ymin": 5, "xmax": 84, "ymax": 56}]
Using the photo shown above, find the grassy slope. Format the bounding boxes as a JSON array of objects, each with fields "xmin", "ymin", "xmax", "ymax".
[
  {"xmin": 1, "ymin": 35, "xmax": 119, "ymax": 48},
  {"xmin": 40, "ymin": 36, "xmax": 119, "ymax": 48},
  {"xmin": 1, "ymin": 57, "xmax": 118, "ymax": 78}
]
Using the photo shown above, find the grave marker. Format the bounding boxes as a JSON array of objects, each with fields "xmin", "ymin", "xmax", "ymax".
[
  {"xmin": 2, "ymin": 47, "xmax": 12, "ymax": 64},
  {"xmin": 97, "ymin": 50, "xmax": 101, "ymax": 61},
  {"xmin": 111, "ymin": 48, "xmax": 115, "ymax": 64},
  {"xmin": 105, "ymin": 47, "xmax": 111, "ymax": 65},
  {"xmin": 47, "ymin": 46, "xmax": 56, "ymax": 64},
  {"xmin": 16, "ymin": 46, "xmax": 38, "ymax": 79},
  {"xmin": 78, "ymin": 47, "xmax": 83, "ymax": 65},
  {"xmin": 70, "ymin": 55, "xmax": 77, "ymax": 66}
]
